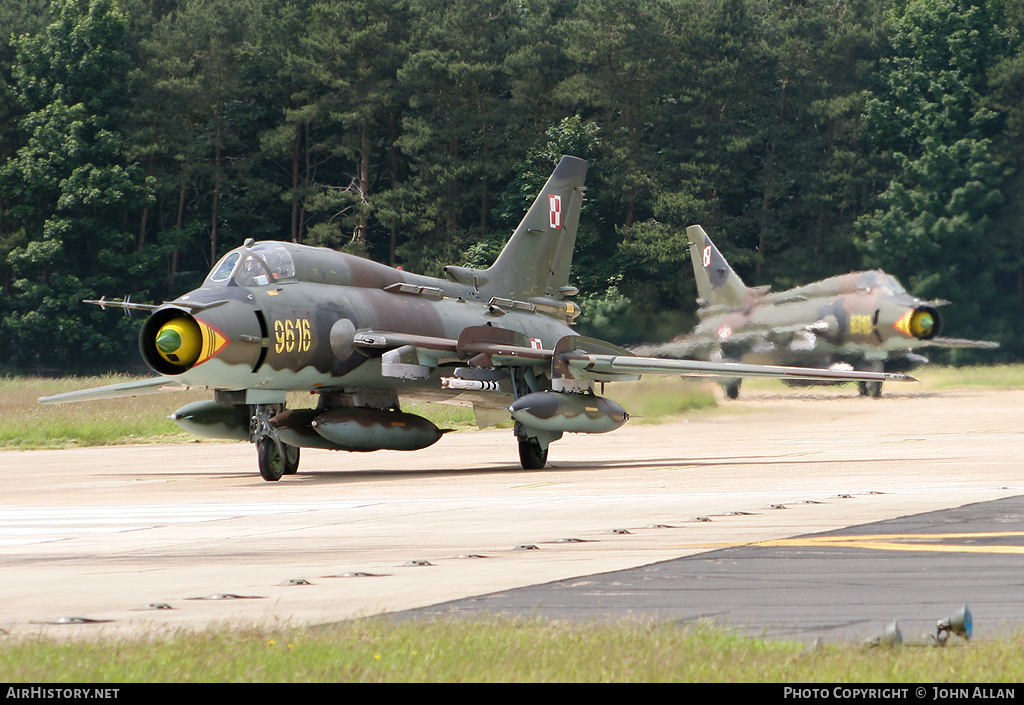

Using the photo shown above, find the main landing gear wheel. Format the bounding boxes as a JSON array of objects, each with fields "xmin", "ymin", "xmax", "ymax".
[
  {"xmin": 858, "ymin": 381, "xmax": 883, "ymax": 398},
  {"xmin": 518, "ymin": 436, "xmax": 548, "ymax": 470},
  {"xmin": 283, "ymin": 444, "xmax": 300, "ymax": 475},
  {"xmin": 257, "ymin": 438, "xmax": 299, "ymax": 481},
  {"xmin": 724, "ymin": 380, "xmax": 741, "ymax": 400}
]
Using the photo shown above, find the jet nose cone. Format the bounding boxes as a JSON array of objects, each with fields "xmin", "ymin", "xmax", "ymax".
[
  {"xmin": 910, "ymin": 311, "xmax": 934, "ymax": 338},
  {"xmin": 156, "ymin": 328, "xmax": 181, "ymax": 353},
  {"xmin": 154, "ymin": 318, "xmax": 202, "ymax": 366}
]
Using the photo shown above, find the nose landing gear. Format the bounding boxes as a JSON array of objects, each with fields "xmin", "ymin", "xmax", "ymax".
[
  {"xmin": 257, "ymin": 436, "xmax": 300, "ymax": 481},
  {"xmin": 252, "ymin": 403, "xmax": 301, "ymax": 481}
]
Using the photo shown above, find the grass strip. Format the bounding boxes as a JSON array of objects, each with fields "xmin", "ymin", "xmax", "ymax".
[{"xmin": 1, "ymin": 619, "xmax": 1021, "ymax": 682}]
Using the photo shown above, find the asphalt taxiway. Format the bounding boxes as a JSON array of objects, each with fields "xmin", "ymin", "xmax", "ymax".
[
  {"xmin": 404, "ymin": 495, "xmax": 1024, "ymax": 643},
  {"xmin": 1, "ymin": 386, "xmax": 1021, "ymax": 641}
]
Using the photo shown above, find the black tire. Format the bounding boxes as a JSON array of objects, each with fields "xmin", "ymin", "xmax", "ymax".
[
  {"xmin": 858, "ymin": 381, "xmax": 882, "ymax": 398},
  {"xmin": 257, "ymin": 437, "xmax": 285, "ymax": 481},
  {"xmin": 283, "ymin": 444, "xmax": 300, "ymax": 475},
  {"xmin": 725, "ymin": 381, "xmax": 741, "ymax": 400},
  {"xmin": 518, "ymin": 436, "xmax": 548, "ymax": 470}
]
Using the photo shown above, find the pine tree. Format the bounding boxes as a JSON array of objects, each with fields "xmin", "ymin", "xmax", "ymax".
[{"xmin": 0, "ymin": 0, "xmax": 153, "ymax": 372}]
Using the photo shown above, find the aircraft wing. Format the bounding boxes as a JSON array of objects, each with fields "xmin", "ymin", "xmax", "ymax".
[
  {"xmin": 39, "ymin": 377, "xmax": 190, "ymax": 404},
  {"xmin": 563, "ymin": 353, "xmax": 914, "ymax": 383},
  {"xmin": 357, "ymin": 327, "xmax": 911, "ymax": 385},
  {"xmin": 918, "ymin": 337, "xmax": 1000, "ymax": 349},
  {"xmin": 493, "ymin": 340, "xmax": 909, "ymax": 383}
]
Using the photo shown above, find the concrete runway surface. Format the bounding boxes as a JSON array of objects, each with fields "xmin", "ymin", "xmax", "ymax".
[{"xmin": 1, "ymin": 386, "xmax": 1021, "ymax": 641}]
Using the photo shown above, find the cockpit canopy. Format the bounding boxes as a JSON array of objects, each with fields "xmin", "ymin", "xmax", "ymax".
[
  {"xmin": 203, "ymin": 239, "xmax": 436, "ymax": 292},
  {"xmin": 856, "ymin": 271, "xmax": 906, "ymax": 296},
  {"xmin": 205, "ymin": 242, "xmax": 297, "ymax": 288}
]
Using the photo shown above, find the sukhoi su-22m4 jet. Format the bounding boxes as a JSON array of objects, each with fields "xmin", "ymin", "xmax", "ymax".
[
  {"xmin": 40, "ymin": 157, "xmax": 911, "ymax": 481},
  {"xmin": 634, "ymin": 225, "xmax": 997, "ymax": 399}
]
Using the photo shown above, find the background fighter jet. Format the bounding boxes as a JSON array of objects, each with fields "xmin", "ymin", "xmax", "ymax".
[
  {"xmin": 635, "ymin": 225, "xmax": 997, "ymax": 399},
  {"xmin": 40, "ymin": 159, "xmax": 907, "ymax": 481}
]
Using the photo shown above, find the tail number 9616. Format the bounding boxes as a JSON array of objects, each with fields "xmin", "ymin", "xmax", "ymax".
[{"xmin": 274, "ymin": 318, "xmax": 312, "ymax": 354}]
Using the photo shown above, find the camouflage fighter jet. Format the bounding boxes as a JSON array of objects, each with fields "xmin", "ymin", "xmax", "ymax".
[
  {"xmin": 635, "ymin": 225, "xmax": 997, "ymax": 399},
  {"xmin": 39, "ymin": 158, "xmax": 910, "ymax": 480}
]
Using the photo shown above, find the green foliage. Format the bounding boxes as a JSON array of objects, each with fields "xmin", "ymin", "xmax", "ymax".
[
  {"xmin": 573, "ymin": 275, "xmax": 632, "ymax": 338},
  {"xmin": 0, "ymin": 0, "xmax": 1023, "ymax": 370},
  {"xmin": 857, "ymin": 0, "xmax": 1022, "ymax": 359},
  {"xmin": 0, "ymin": 0, "xmax": 153, "ymax": 372}
]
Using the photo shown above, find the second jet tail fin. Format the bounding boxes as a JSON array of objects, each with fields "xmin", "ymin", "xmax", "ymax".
[{"xmin": 686, "ymin": 225, "xmax": 750, "ymax": 309}]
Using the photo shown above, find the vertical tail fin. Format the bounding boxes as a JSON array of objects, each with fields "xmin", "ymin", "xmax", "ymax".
[
  {"xmin": 686, "ymin": 225, "xmax": 749, "ymax": 308},
  {"xmin": 444, "ymin": 156, "xmax": 587, "ymax": 300}
]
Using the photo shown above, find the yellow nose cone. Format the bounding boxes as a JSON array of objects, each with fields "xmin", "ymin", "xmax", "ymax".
[{"xmin": 155, "ymin": 318, "xmax": 202, "ymax": 367}]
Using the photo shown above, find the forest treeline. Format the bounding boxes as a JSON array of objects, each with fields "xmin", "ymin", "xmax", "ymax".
[{"xmin": 1, "ymin": 0, "xmax": 1022, "ymax": 373}]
